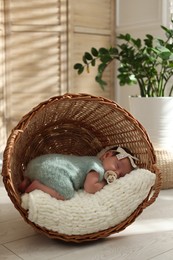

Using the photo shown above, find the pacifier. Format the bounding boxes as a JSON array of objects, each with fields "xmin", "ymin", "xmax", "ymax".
[{"xmin": 104, "ymin": 170, "xmax": 118, "ymax": 184}]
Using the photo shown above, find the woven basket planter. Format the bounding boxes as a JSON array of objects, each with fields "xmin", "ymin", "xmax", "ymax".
[{"xmin": 2, "ymin": 93, "xmax": 161, "ymax": 243}]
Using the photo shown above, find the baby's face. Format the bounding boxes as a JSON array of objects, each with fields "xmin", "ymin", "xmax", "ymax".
[{"xmin": 101, "ymin": 151, "xmax": 133, "ymax": 178}]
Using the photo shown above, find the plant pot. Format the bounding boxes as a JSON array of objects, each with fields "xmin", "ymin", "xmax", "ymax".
[{"xmin": 129, "ymin": 97, "xmax": 173, "ymax": 150}]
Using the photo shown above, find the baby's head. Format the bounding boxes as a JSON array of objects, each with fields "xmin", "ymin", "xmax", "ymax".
[{"xmin": 98, "ymin": 146, "xmax": 138, "ymax": 183}]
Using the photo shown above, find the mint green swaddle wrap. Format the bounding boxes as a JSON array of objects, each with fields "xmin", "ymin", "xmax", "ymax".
[{"xmin": 25, "ymin": 154, "xmax": 105, "ymax": 199}]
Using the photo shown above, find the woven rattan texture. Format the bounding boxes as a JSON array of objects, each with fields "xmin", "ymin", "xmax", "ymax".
[
  {"xmin": 2, "ymin": 93, "xmax": 161, "ymax": 243},
  {"xmin": 155, "ymin": 150, "xmax": 173, "ymax": 189}
]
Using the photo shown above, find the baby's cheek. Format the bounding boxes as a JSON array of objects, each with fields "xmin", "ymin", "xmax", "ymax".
[{"xmin": 121, "ymin": 172, "xmax": 128, "ymax": 177}]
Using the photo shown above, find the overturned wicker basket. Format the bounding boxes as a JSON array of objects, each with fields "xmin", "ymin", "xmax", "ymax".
[{"xmin": 2, "ymin": 93, "xmax": 161, "ymax": 243}]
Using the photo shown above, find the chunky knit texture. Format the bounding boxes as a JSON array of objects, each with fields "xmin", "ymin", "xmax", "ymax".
[{"xmin": 22, "ymin": 168, "xmax": 156, "ymax": 235}]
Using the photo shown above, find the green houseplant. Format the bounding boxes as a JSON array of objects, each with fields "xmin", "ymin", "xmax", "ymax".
[
  {"xmin": 74, "ymin": 21, "xmax": 173, "ymax": 150},
  {"xmin": 74, "ymin": 21, "xmax": 173, "ymax": 97}
]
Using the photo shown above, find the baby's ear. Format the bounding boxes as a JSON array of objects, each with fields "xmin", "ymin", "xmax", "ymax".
[{"xmin": 104, "ymin": 150, "xmax": 114, "ymax": 158}]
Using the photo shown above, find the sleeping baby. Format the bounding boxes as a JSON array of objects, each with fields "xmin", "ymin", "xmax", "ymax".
[{"xmin": 19, "ymin": 146, "xmax": 138, "ymax": 200}]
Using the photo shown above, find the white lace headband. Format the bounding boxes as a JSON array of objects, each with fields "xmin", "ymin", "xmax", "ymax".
[
  {"xmin": 97, "ymin": 145, "xmax": 118, "ymax": 158},
  {"xmin": 97, "ymin": 146, "xmax": 139, "ymax": 168}
]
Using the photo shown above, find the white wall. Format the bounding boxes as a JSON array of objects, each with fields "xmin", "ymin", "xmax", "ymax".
[{"xmin": 115, "ymin": 0, "xmax": 171, "ymax": 110}]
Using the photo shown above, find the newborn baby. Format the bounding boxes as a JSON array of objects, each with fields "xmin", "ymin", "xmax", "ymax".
[{"xmin": 19, "ymin": 146, "xmax": 138, "ymax": 200}]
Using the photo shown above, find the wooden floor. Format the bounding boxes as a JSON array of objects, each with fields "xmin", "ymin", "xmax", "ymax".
[{"xmin": 0, "ymin": 174, "xmax": 173, "ymax": 260}]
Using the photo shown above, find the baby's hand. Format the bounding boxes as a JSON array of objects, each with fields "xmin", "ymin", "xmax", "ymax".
[{"xmin": 104, "ymin": 170, "xmax": 118, "ymax": 184}]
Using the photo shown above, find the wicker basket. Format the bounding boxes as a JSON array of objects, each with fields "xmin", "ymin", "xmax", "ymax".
[{"xmin": 2, "ymin": 93, "xmax": 161, "ymax": 243}]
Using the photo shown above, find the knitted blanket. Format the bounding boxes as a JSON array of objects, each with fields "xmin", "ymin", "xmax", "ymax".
[{"xmin": 21, "ymin": 168, "xmax": 156, "ymax": 235}]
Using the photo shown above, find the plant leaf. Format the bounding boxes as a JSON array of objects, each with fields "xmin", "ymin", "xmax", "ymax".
[
  {"xmin": 99, "ymin": 47, "xmax": 109, "ymax": 55},
  {"xmin": 91, "ymin": 59, "xmax": 96, "ymax": 66},
  {"xmin": 91, "ymin": 47, "xmax": 98, "ymax": 57},
  {"xmin": 84, "ymin": 52, "xmax": 93, "ymax": 60},
  {"xmin": 78, "ymin": 66, "xmax": 84, "ymax": 74},
  {"xmin": 98, "ymin": 63, "xmax": 107, "ymax": 73},
  {"xmin": 95, "ymin": 76, "xmax": 107, "ymax": 90},
  {"xmin": 73, "ymin": 63, "xmax": 83, "ymax": 70}
]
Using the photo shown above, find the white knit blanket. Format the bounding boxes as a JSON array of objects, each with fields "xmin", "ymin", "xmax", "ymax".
[{"xmin": 21, "ymin": 168, "xmax": 156, "ymax": 235}]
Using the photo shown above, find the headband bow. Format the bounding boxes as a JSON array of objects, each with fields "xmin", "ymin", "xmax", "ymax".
[
  {"xmin": 97, "ymin": 146, "xmax": 139, "ymax": 168},
  {"xmin": 114, "ymin": 147, "xmax": 139, "ymax": 168}
]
